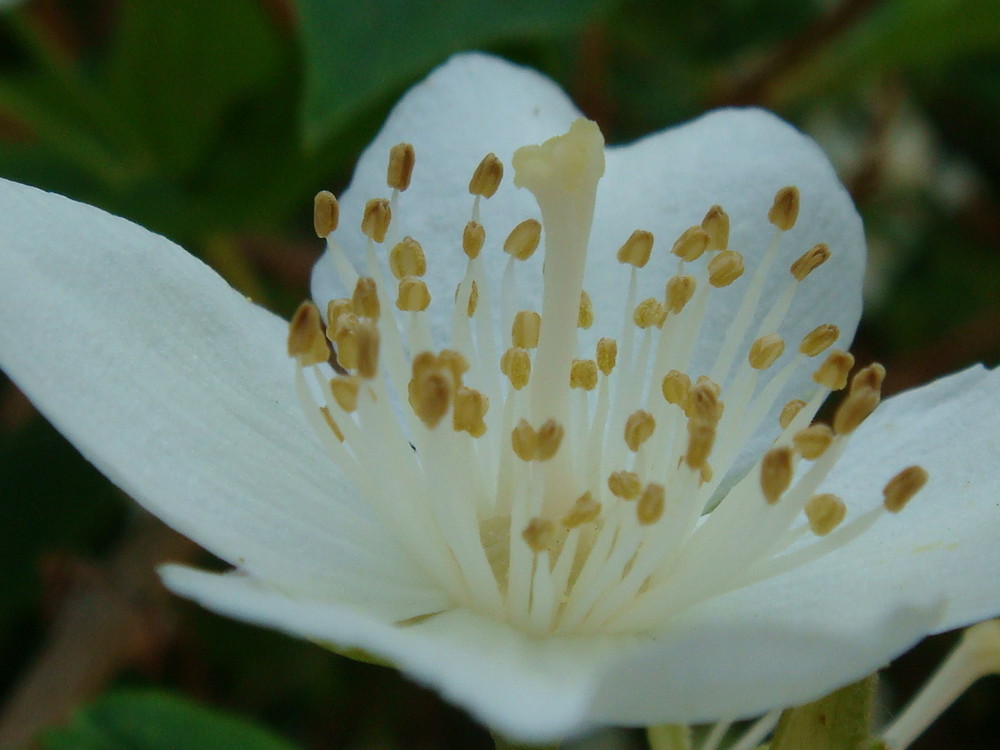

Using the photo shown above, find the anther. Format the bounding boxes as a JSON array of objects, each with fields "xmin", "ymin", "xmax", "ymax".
[
  {"xmin": 883, "ymin": 465, "xmax": 929, "ymax": 513},
  {"xmin": 355, "ymin": 321, "xmax": 380, "ymax": 379},
  {"xmin": 708, "ymin": 250, "xmax": 745, "ymax": 287},
  {"xmin": 332, "ymin": 314, "xmax": 360, "ymax": 370},
  {"xmin": 624, "ymin": 410, "xmax": 656, "ymax": 452},
  {"xmin": 768, "ymin": 186, "xmax": 800, "ymax": 231},
  {"xmin": 500, "ymin": 347, "xmax": 531, "ymax": 390},
  {"xmin": 504, "ymin": 218, "xmax": 542, "ymax": 261},
  {"xmin": 352, "ymin": 277, "xmax": 381, "ymax": 320},
  {"xmin": 685, "ymin": 422, "xmax": 716, "ymax": 470},
  {"xmin": 832, "ymin": 384, "xmax": 880, "ymax": 435},
  {"xmin": 633, "ymin": 298, "xmax": 666, "ymax": 329},
  {"xmin": 578, "ymin": 290, "xmax": 594, "ymax": 329},
  {"xmin": 637, "ymin": 483, "xmax": 666, "ymax": 525},
  {"xmin": 791, "ymin": 243, "xmax": 830, "ymax": 281},
  {"xmin": 467, "ymin": 280, "xmax": 479, "ymax": 317},
  {"xmin": 562, "ymin": 492, "xmax": 601, "ymax": 528},
  {"xmin": 570, "ymin": 359, "xmax": 598, "ymax": 390},
  {"xmin": 413, "ymin": 370, "xmax": 452, "ymax": 428},
  {"xmin": 469, "ymin": 153, "xmax": 503, "ymax": 198},
  {"xmin": 702, "ymin": 205, "xmax": 730, "ymax": 250},
  {"xmin": 805, "ymin": 493, "xmax": 846, "ymax": 536},
  {"xmin": 453, "ymin": 386, "xmax": 488, "ymax": 437},
  {"xmin": 536, "ymin": 420, "xmax": 565, "ymax": 461},
  {"xmin": 437, "ymin": 349, "xmax": 470, "ymax": 384},
  {"xmin": 608, "ymin": 471, "xmax": 642, "ymax": 500},
  {"xmin": 760, "ymin": 446, "xmax": 794, "ymax": 504},
  {"xmin": 812, "ymin": 350, "xmax": 855, "ymax": 390},
  {"xmin": 597, "ymin": 338, "xmax": 617, "ymax": 375},
  {"xmin": 748, "ymin": 333, "xmax": 785, "ymax": 370},
  {"xmin": 511, "ymin": 419, "xmax": 538, "ymax": 461},
  {"xmin": 361, "ymin": 198, "xmax": 391, "ymax": 243},
  {"xmin": 463, "ymin": 221, "xmax": 486, "ymax": 259},
  {"xmin": 793, "ymin": 423, "xmax": 834, "ymax": 459},
  {"xmin": 661, "ymin": 370, "xmax": 691, "ymax": 406},
  {"xmin": 666, "ymin": 275, "xmax": 696, "ymax": 314},
  {"xmin": 780, "ymin": 399, "xmax": 806, "ymax": 429},
  {"xmin": 313, "ymin": 191, "xmax": 339, "ymax": 238},
  {"xmin": 851, "ymin": 363, "xmax": 886, "ymax": 394},
  {"xmin": 671, "ymin": 226, "xmax": 710, "ymax": 262},
  {"xmin": 687, "ymin": 380, "xmax": 722, "ymax": 425},
  {"xmin": 522, "ymin": 517, "xmax": 555, "ymax": 553},
  {"xmin": 287, "ymin": 301, "xmax": 330, "ymax": 366},
  {"xmin": 329, "ymin": 376, "xmax": 360, "ymax": 412},
  {"xmin": 389, "ymin": 237, "xmax": 426, "ymax": 278},
  {"xmin": 617, "ymin": 229, "xmax": 655, "ymax": 268},
  {"xmin": 397, "ymin": 277, "xmax": 431, "ymax": 312},
  {"xmin": 512, "ymin": 310, "xmax": 541, "ymax": 348},
  {"xmin": 799, "ymin": 324, "xmax": 839, "ymax": 357},
  {"xmin": 387, "ymin": 143, "xmax": 415, "ymax": 191},
  {"xmin": 326, "ymin": 298, "xmax": 353, "ymax": 336}
]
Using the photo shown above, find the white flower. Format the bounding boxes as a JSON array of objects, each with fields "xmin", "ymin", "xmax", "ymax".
[{"xmin": 1, "ymin": 53, "xmax": 999, "ymax": 743}]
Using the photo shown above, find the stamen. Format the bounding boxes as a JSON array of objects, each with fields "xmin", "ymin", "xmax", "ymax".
[
  {"xmin": 454, "ymin": 386, "xmax": 489, "ymax": 437},
  {"xmin": 352, "ymin": 277, "xmax": 381, "ymax": 320},
  {"xmin": 779, "ymin": 399, "xmax": 806, "ymax": 429},
  {"xmin": 760, "ymin": 446, "xmax": 793, "ymax": 504},
  {"xmin": 463, "ymin": 221, "xmax": 486, "ymax": 259},
  {"xmin": 287, "ymin": 301, "xmax": 329, "ymax": 366},
  {"xmin": 813, "ymin": 350, "xmax": 854, "ymax": 390},
  {"xmin": 597, "ymin": 338, "xmax": 617, "ymax": 375},
  {"xmin": 313, "ymin": 190, "xmax": 339, "ymax": 238},
  {"xmin": 624, "ymin": 410, "xmax": 656, "ymax": 451},
  {"xmin": 522, "ymin": 517, "xmax": 554, "ymax": 552},
  {"xmin": 882, "ymin": 465, "xmax": 928, "ymax": 513},
  {"xmin": 562, "ymin": 492, "xmax": 601, "ymax": 528},
  {"xmin": 387, "ymin": 142, "xmax": 415, "ymax": 191},
  {"xmin": 671, "ymin": 226, "xmax": 710, "ymax": 262},
  {"xmin": 355, "ymin": 321, "xmax": 380, "ymax": 379},
  {"xmin": 389, "ymin": 237, "xmax": 426, "ymax": 278},
  {"xmin": 608, "ymin": 470, "xmax": 642, "ymax": 500},
  {"xmin": 469, "ymin": 153, "xmax": 504, "ymax": 198},
  {"xmin": 411, "ymin": 358, "xmax": 453, "ymax": 428},
  {"xmin": 637, "ymin": 483, "xmax": 666, "ymax": 525},
  {"xmin": 701, "ymin": 205, "xmax": 729, "ymax": 250},
  {"xmin": 804, "ymin": 493, "xmax": 846, "ymax": 536},
  {"xmin": 799, "ymin": 324, "xmax": 839, "ymax": 356},
  {"xmin": 793, "ymin": 423, "xmax": 834, "ymax": 459},
  {"xmin": 466, "ymin": 280, "xmax": 479, "ymax": 317},
  {"xmin": 500, "ymin": 347, "xmax": 531, "ymax": 390},
  {"xmin": 329, "ymin": 376, "xmax": 359, "ymax": 412},
  {"xmin": 617, "ymin": 229, "xmax": 654, "ymax": 267},
  {"xmin": 791, "ymin": 243, "xmax": 830, "ymax": 281},
  {"xmin": 536, "ymin": 420, "xmax": 564, "ymax": 461},
  {"xmin": 331, "ymin": 313, "xmax": 359, "ymax": 370},
  {"xmin": 633, "ymin": 298, "xmax": 666, "ymax": 329},
  {"xmin": 767, "ymin": 186, "xmax": 800, "ymax": 231},
  {"xmin": 578, "ymin": 290, "xmax": 594, "ymax": 329},
  {"xmin": 397, "ymin": 277, "xmax": 431, "ymax": 311},
  {"xmin": 512, "ymin": 420, "xmax": 538, "ymax": 461},
  {"xmin": 512, "ymin": 310, "xmax": 541, "ymax": 348},
  {"xmin": 361, "ymin": 198, "xmax": 391, "ymax": 243},
  {"xmin": 665, "ymin": 275, "xmax": 696, "ymax": 314},
  {"xmin": 504, "ymin": 219, "xmax": 542, "ymax": 260},
  {"xmin": 708, "ymin": 250, "xmax": 745, "ymax": 287},
  {"xmin": 748, "ymin": 333, "xmax": 785, "ymax": 370},
  {"xmin": 570, "ymin": 359, "xmax": 598, "ymax": 390},
  {"xmin": 661, "ymin": 369, "xmax": 691, "ymax": 406},
  {"xmin": 685, "ymin": 422, "xmax": 715, "ymax": 469},
  {"xmin": 851, "ymin": 362, "xmax": 886, "ymax": 393},
  {"xmin": 326, "ymin": 298, "xmax": 353, "ymax": 330},
  {"xmin": 833, "ymin": 384, "xmax": 880, "ymax": 435}
]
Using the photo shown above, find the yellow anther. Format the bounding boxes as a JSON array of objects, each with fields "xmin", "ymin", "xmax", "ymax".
[
  {"xmin": 617, "ymin": 229, "xmax": 654, "ymax": 268},
  {"xmin": 469, "ymin": 152, "xmax": 503, "ymax": 198},
  {"xmin": 326, "ymin": 298, "xmax": 353, "ymax": 337},
  {"xmin": 701, "ymin": 205, "xmax": 730, "ymax": 250},
  {"xmin": 389, "ymin": 237, "xmax": 426, "ymax": 279},
  {"xmin": 361, "ymin": 198, "xmax": 391, "ymax": 243},
  {"xmin": 851, "ymin": 363, "xmax": 886, "ymax": 394},
  {"xmin": 708, "ymin": 250, "xmax": 745, "ymax": 287},
  {"xmin": 799, "ymin": 324, "xmax": 839, "ymax": 356},
  {"xmin": 833, "ymin": 384, "xmax": 880, "ymax": 435},
  {"xmin": 329, "ymin": 376, "xmax": 360, "ymax": 413},
  {"xmin": 883, "ymin": 465, "xmax": 929, "ymax": 513},
  {"xmin": 397, "ymin": 277, "xmax": 431, "ymax": 312},
  {"xmin": 411, "ymin": 350, "xmax": 438, "ymax": 380},
  {"xmin": 661, "ymin": 369, "xmax": 691, "ymax": 406},
  {"xmin": 793, "ymin": 423, "xmax": 834, "ymax": 459},
  {"xmin": 597, "ymin": 338, "xmax": 617, "ymax": 375},
  {"xmin": 813, "ymin": 350, "xmax": 855, "ymax": 390},
  {"xmin": 504, "ymin": 218, "xmax": 542, "ymax": 261},
  {"xmin": 768, "ymin": 186, "xmax": 800, "ymax": 231},
  {"xmin": 412, "ymin": 369, "xmax": 452, "ymax": 428},
  {"xmin": 387, "ymin": 142, "xmax": 415, "ymax": 191},
  {"xmin": 500, "ymin": 347, "xmax": 531, "ymax": 390},
  {"xmin": 633, "ymin": 298, "xmax": 666, "ymax": 329},
  {"xmin": 685, "ymin": 422, "xmax": 716, "ymax": 469},
  {"xmin": 791, "ymin": 243, "xmax": 830, "ymax": 281},
  {"xmin": 760, "ymin": 446, "xmax": 794, "ymax": 504},
  {"xmin": 438, "ymin": 349, "xmax": 470, "ymax": 384},
  {"xmin": 562, "ymin": 492, "xmax": 601, "ymax": 528},
  {"xmin": 805, "ymin": 493, "xmax": 846, "ymax": 536},
  {"xmin": 453, "ymin": 386, "xmax": 489, "ymax": 438},
  {"xmin": 463, "ymin": 221, "xmax": 486, "ymax": 260},
  {"xmin": 352, "ymin": 277, "xmax": 380, "ymax": 320},
  {"xmin": 536, "ymin": 419, "xmax": 564, "ymax": 461},
  {"xmin": 666, "ymin": 275, "xmax": 696, "ymax": 314},
  {"xmin": 512, "ymin": 310, "xmax": 541, "ymax": 348},
  {"xmin": 780, "ymin": 399, "xmax": 807, "ymax": 429},
  {"xmin": 332, "ymin": 314, "xmax": 360, "ymax": 370},
  {"xmin": 466, "ymin": 280, "xmax": 479, "ymax": 318},
  {"xmin": 578, "ymin": 290, "xmax": 594, "ymax": 329},
  {"xmin": 570, "ymin": 359, "xmax": 598, "ymax": 390},
  {"xmin": 687, "ymin": 380, "xmax": 722, "ymax": 425},
  {"xmin": 522, "ymin": 517, "xmax": 555, "ymax": 553},
  {"xmin": 313, "ymin": 190, "xmax": 339, "ymax": 238},
  {"xmin": 608, "ymin": 470, "xmax": 642, "ymax": 500},
  {"xmin": 355, "ymin": 321, "xmax": 380, "ymax": 379},
  {"xmin": 624, "ymin": 410, "xmax": 656, "ymax": 452},
  {"xmin": 671, "ymin": 226, "xmax": 710, "ymax": 262},
  {"xmin": 511, "ymin": 419, "xmax": 538, "ymax": 461},
  {"xmin": 637, "ymin": 483, "xmax": 666, "ymax": 525},
  {"xmin": 748, "ymin": 333, "xmax": 785, "ymax": 370},
  {"xmin": 287, "ymin": 301, "xmax": 329, "ymax": 366}
]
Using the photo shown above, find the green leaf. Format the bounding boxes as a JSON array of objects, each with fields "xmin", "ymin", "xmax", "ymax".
[
  {"xmin": 297, "ymin": 0, "xmax": 616, "ymax": 148},
  {"xmin": 41, "ymin": 689, "xmax": 303, "ymax": 750},
  {"xmin": 770, "ymin": 674, "xmax": 877, "ymax": 750}
]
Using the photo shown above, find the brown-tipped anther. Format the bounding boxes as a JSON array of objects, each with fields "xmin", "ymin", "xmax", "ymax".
[
  {"xmin": 536, "ymin": 420, "xmax": 564, "ymax": 461},
  {"xmin": 522, "ymin": 517, "xmax": 555, "ymax": 553},
  {"xmin": 813, "ymin": 350, "xmax": 855, "ymax": 390},
  {"xmin": 851, "ymin": 363, "xmax": 886, "ymax": 394},
  {"xmin": 749, "ymin": 333, "xmax": 785, "ymax": 370},
  {"xmin": 701, "ymin": 205, "xmax": 730, "ymax": 250},
  {"xmin": 389, "ymin": 237, "xmax": 426, "ymax": 279},
  {"xmin": 760, "ymin": 446, "xmax": 793, "ymax": 504},
  {"xmin": 562, "ymin": 492, "xmax": 601, "ymax": 528},
  {"xmin": 800, "ymin": 324, "xmax": 839, "ymax": 356},
  {"xmin": 708, "ymin": 250, "xmax": 745, "ymax": 287},
  {"xmin": 437, "ymin": 349, "xmax": 470, "ymax": 384},
  {"xmin": 768, "ymin": 186, "xmax": 800, "ymax": 231},
  {"xmin": 500, "ymin": 347, "xmax": 531, "ymax": 390},
  {"xmin": 608, "ymin": 470, "xmax": 642, "ymax": 500},
  {"xmin": 661, "ymin": 370, "xmax": 691, "ymax": 406},
  {"xmin": 352, "ymin": 277, "xmax": 381, "ymax": 320},
  {"xmin": 833, "ymin": 385, "xmax": 880, "ymax": 435},
  {"xmin": 453, "ymin": 386, "xmax": 489, "ymax": 437},
  {"xmin": 466, "ymin": 280, "xmax": 479, "ymax": 318},
  {"xmin": 633, "ymin": 298, "xmax": 666, "ymax": 329},
  {"xmin": 397, "ymin": 277, "xmax": 431, "ymax": 312},
  {"xmin": 361, "ymin": 198, "xmax": 391, "ymax": 243},
  {"xmin": 671, "ymin": 226, "xmax": 710, "ymax": 262},
  {"xmin": 637, "ymin": 483, "xmax": 666, "ymax": 525},
  {"xmin": 570, "ymin": 359, "xmax": 598, "ymax": 390},
  {"xmin": 333, "ymin": 314, "xmax": 360, "ymax": 370},
  {"xmin": 287, "ymin": 301, "xmax": 330, "ymax": 366},
  {"xmin": 504, "ymin": 218, "xmax": 542, "ymax": 261},
  {"xmin": 780, "ymin": 399, "xmax": 806, "ymax": 429},
  {"xmin": 355, "ymin": 321, "xmax": 380, "ymax": 379},
  {"xmin": 326, "ymin": 298, "xmax": 353, "ymax": 338},
  {"xmin": 793, "ymin": 423, "xmax": 834, "ymax": 459},
  {"xmin": 578, "ymin": 290, "xmax": 594, "ymax": 329},
  {"xmin": 791, "ymin": 243, "xmax": 830, "ymax": 281},
  {"xmin": 463, "ymin": 221, "xmax": 486, "ymax": 259},
  {"xmin": 469, "ymin": 153, "xmax": 503, "ymax": 198},
  {"xmin": 387, "ymin": 143, "xmax": 415, "ymax": 191},
  {"xmin": 329, "ymin": 376, "xmax": 360, "ymax": 413},
  {"xmin": 597, "ymin": 338, "xmax": 617, "ymax": 375},
  {"xmin": 666, "ymin": 275, "xmax": 696, "ymax": 314},
  {"xmin": 512, "ymin": 310, "xmax": 541, "ymax": 348},
  {"xmin": 617, "ymin": 229, "xmax": 655, "ymax": 268},
  {"xmin": 413, "ymin": 370, "xmax": 452, "ymax": 428},
  {"xmin": 688, "ymin": 380, "xmax": 722, "ymax": 425},
  {"xmin": 805, "ymin": 493, "xmax": 846, "ymax": 536},
  {"xmin": 511, "ymin": 419, "xmax": 538, "ymax": 461},
  {"xmin": 624, "ymin": 410, "xmax": 656, "ymax": 452},
  {"xmin": 685, "ymin": 422, "xmax": 716, "ymax": 469},
  {"xmin": 883, "ymin": 465, "xmax": 928, "ymax": 513},
  {"xmin": 313, "ymin": 190, "xmax": 339, "ymax": 238}
]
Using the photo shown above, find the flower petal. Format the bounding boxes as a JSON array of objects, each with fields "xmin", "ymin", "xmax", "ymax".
[{"xmin": 0, "ymin": 178, "xmax": 435, "ymax": 616}]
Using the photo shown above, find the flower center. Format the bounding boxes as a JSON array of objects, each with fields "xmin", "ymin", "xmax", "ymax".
[{"xmin": 288, "ymin": 119, "xmax": 927, "ymax": 636}]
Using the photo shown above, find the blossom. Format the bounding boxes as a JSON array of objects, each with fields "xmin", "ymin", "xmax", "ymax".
[{"xmin": 1, "ymin": 52, "xmax": 999, "ymax": 743}]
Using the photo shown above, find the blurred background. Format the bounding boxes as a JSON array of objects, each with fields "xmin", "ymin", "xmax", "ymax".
[{"xmin": 0, "ymin": 0, "xmax": 998, "ymax": 748}]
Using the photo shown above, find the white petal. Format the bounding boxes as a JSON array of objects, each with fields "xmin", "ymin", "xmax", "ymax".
[{"xmin": 0, "ymin": 178, "xmax": 434, "ymax": 616}]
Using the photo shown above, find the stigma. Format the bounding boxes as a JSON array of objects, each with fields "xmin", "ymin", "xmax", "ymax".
[{"xmin": 288, "ymin": 119, "xmax": 927, "ymax": 636}]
